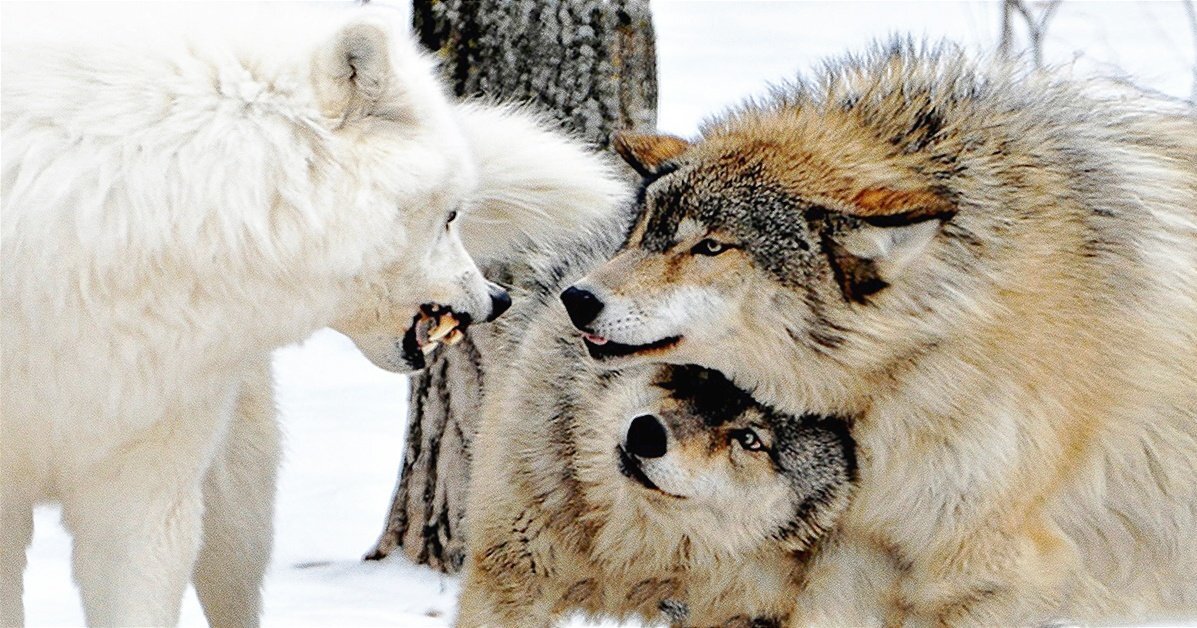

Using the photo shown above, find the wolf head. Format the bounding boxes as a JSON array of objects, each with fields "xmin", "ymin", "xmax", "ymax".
[
  {"xmin": 287, "ymin": 17, "xmax": 510, "ymax": 372},
  {"xmin": 331, "ymin": 89, "xmax": 628, "ymax": 372},
  {"xmin": 560, "ymin": 44, "xmax": 1084, "ymax": 412},
  {"xmin": 563, "ymin": 131, "xmax": 952, "ymax": 409},
  {"xmin": 583, "ymin": 364, "xmax": 855, "ymax": 557}
]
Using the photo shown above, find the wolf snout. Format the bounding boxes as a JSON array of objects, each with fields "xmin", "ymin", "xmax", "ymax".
[
  {"xmin": 625, "ymin": 414, "xmax": 668, "ymax": 458},
  {"xmin": 485, "ymin": 282, "xmax": 511, "ymax": 323},
  {"xmin": 560, "ymin": 286, "xmax": 604, "ymax": 329}
]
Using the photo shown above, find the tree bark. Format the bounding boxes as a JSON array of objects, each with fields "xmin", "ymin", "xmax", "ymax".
[{"xmin": 366, "ymin": 0, "xmax": 657, "ymax": 573}]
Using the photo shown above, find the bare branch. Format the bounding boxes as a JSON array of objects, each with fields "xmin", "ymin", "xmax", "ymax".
[
  {"xmin": 1000, "ymin": 0, "xmax": 1016, "ymax": 58},
  {"xmin": 1039, "ymin": 0, "xmax": 1063, "ymax": 30},
  {"xmin": 1183, "ymin": 0, "xmax": 1197, "ymax": 103},
  {"xmin": 1002, "ymin": 0, "xmax": 1063, "ymax": 68}
]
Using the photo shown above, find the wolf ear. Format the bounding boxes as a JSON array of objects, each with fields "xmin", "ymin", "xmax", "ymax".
[
  {"xmin": 612, "ymin": 132, "xmax": 691, "ymax": 177},
  {"xmin": 828, "ymin": 219, "xmax": 944, "ymax": 303},
  {"xmin": 826, "ymin": 187, "xmax": 954, "ymax": 303},
  {"xmin": 846, "ymin": 187, "xmax": 956, "ymax": 225},
  {"xmin": 315, "ymin": 20, "xmax": 404, "ymax": 123}
]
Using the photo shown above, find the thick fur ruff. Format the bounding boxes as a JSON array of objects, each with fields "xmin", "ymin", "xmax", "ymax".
[
  {"xmin": 0, "ymin": 7, "xmax": 498, "ymax": 625},
  {"xmin": 457, "ymin": 227, "xmax": 857, "ymax": 628},
  {"xmin": 568, "ymin": 41, "xmax": 1197, "ymax": 625}
]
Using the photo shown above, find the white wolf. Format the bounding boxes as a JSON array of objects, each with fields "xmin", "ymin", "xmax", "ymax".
[
  {"xmin": 0, "ymin": 7, "xmax": 523, "ymax": 625},
  {"xmin": 195, "ymin": 101, "xmax": 628, "ymax": 628}
]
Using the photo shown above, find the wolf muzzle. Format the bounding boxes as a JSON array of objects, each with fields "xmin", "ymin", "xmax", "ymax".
[{"xmin": 486, "ymin": 281, "xmax": 511, "ymax": 322}]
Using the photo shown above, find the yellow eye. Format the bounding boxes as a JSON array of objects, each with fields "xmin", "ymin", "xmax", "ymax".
[{"xmin": 691, "ymin": 238, "xmax": 727, "ymax": 256}]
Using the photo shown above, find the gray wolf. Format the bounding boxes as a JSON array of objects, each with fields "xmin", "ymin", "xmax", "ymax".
[
  {"xmin": 1, "ymin": 9, "xmax": 511, "ymax": 625},
  {"xmin": 456, "ymin": 232, "xmax": 856, "ymax": 627},
  {"xmin": 562, "ymin": 41, "xmax": 1197, "ymax": 624},
  {"xmin": 195, "ymin": 101, "xmax": 629, "ymax": 628}
]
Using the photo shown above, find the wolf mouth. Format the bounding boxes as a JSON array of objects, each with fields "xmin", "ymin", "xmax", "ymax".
[
  {"xmin": 401, "ymin": 305, "xmax": 471, "ymax": 369},
  {"xmin": 583, "ymin": 334, "xmax": 682, "ymax": 360},
  {"xmin": 617, "ymin": 446, "xmax": 683, "ymax": 499}
]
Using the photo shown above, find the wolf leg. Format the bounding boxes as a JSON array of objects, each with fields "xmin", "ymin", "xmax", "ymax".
[
  {"xmin": 454, "ymin": 562, "xmax": 553, "ymax": 628},
  {"xmin": 789, "ymin": 537, "xmax": 897, "ymax": 626},
  {"xmin": 194, "ymin": 362, "xmax": 280, "ymax": 628},
  {"xmin": 62, "ymin": 405, "xmax": 228, "ymax": 627},
  {"xmin": 0, "ymin": 485, "xmax": 33, "ymax": 627},
  {"xmin": 902, "ymin": 517, "xmax": 1077, "ymax": 626}
]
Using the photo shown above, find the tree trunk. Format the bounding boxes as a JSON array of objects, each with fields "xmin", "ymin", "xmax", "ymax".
[{"xmin": 366, "ymin": 0, "xmax": 657, "ymax": 573}]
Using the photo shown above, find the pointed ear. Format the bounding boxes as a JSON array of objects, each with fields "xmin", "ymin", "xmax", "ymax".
[
  {"xmin": 314, "ymin": 20, "xmax": 402, "ymax": 122},
  {"xmin": 824, "ymin": 185, "xmax": 953, "ymax": 304},
  {"xmin": 612, "ymin": 132, "xmax": 691, "ymax": 177},
  {"xmin": 827, "ymin": 219, "xmax": 943, "ymax": 303},
  {"xmin": 839, "ymin": 218, "xmax": 942, "ymax": 268}
]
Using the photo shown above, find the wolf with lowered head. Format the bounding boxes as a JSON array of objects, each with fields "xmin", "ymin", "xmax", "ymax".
[{"xmin": 562, "ymin": 41, "xmax": 1197, "ymax": 625}]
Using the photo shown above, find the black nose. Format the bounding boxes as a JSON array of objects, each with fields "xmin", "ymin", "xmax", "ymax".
[
  {"xmin": 485, "ymin": 284, "xmax": 511, "ymax": 322},
  {"xmin": 625, "ymin": 414, "xmax": 667, "ymax": 458},
  {"xmin": 560, "ymin": 286, "xmax": 604, "ymax": 329}
]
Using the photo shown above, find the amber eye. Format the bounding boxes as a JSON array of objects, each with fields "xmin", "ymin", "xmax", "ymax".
[
  {"xmin": 731, "ymin": 428, "xmax": 764, "ymax": 452},
  {"xmin": 691, "ymin": 238, "xmax": 729, "ymax": 256}
]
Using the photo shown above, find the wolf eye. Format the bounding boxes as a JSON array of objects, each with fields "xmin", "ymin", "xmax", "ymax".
[
  {"xmin": 691, "ymin": 238, "xmax": 728, "ymax": 256},
  {"xmin": 445, "ymin": 210, "xmax": 458, "ymax": 228},
  {"xmin": 731, "ymin": 429, "xmax": 764, "ymax": 452}
]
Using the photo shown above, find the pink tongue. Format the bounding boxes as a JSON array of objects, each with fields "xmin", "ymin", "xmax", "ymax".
[{"xmin": 584, "ymin": 333, "xmax": 609, "ymax": 345}]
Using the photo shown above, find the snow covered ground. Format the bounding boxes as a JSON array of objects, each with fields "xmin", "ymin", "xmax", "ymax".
[{"xmin": 13, "ymin": 1, "xmax": 1195, "ymax": 626}]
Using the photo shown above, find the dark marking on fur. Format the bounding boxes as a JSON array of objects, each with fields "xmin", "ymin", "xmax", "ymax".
[
  {"xmin": 655, "ymin": 365, "xmax": 753, "ymax": 427},
  {"xmin": 626, "ymin": 578, "xmax": 679, "ymax": 610},
  {"xmin": 561, "ymin": 579, "xmax": 598, "ymax": 606},
  {"xmin": 870, "ymin": 535, "xmax": 914, "ymax": 575},
  {"xmin": 798, "ymin": 290, "xmax": 851, "ymax": 351},
  {"xmin": 934, "ymin": 584, "xmax": 1002, "ymax": 626},
  {"xmin": 769, "ymin": 412, "xmax": 857, "ymax": 546},
  {"xmin": 639, "ymin": 177, "xmax": 689, "ymax": 253},
  {"xmin": 659, "ymin": 599, "xmax": 689, "ymax": 623},
  {"xmin": 824, "ymin": 234, "xmax": 888, "ymax": 303},
  {"xmin": 901, "ymin": 105, "xmax": 946, "ymax": 153}
]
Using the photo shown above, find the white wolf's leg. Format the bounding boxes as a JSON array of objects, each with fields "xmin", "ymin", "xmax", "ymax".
[
  {"xmin": 194, "ymin": 362, "xmax": 280, "ymax": 628},
  {"xmin": 0, "ymin": 486, "xmax": 34, "ymax": 627},
  {"xmin": 62, "ymin": 405, "xmax": 228, "ymax": 627}
]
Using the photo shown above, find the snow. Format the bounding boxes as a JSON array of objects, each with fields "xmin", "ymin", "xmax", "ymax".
[
  {"xmin": 24, "ymin": 330, "xmax": 443, "ymax": 626},
  {"xmin": 13, "ymin": 1, "xmax": 1195, "ymax": 626}
]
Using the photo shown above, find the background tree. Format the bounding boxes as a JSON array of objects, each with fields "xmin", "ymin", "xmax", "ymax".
[{"xmin": 366, "ymin": 0, "xmax": 657, "ymax": 573}]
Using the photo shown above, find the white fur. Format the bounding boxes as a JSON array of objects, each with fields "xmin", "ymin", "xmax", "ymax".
[
  {"xmin": 0, "ymin": 6, "xmax": 486, "ymax": 625},
  {"xmin": 192, "ymin": 102, "xmax": 629, "ymax": 627},
  {"xmin": 451, "ymin": 102, "xmax": 628, "ymax": 265}
]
